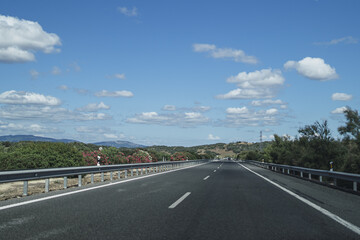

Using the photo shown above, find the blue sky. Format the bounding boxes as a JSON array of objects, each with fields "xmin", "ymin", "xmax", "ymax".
[{"xmin": 0, "ymin": 0, "xmax": 359, "ymax": 146}]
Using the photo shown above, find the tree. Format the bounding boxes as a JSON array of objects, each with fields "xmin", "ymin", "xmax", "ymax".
[{"xmin": 338, "ymin": 107, "xmax": 360, "ymax": 148}]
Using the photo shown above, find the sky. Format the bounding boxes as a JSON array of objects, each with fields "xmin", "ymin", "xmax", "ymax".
[{"xmin": 0, "ymin": 0, "xmax": 359, "ymax": 146}]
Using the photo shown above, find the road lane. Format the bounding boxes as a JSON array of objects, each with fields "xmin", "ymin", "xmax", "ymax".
[{"xmin": 0, "ymin": 161, "xmax": 359, "ymax": 239}]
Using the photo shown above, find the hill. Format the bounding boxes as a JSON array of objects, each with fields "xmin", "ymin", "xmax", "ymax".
[
  {"xmin": 0, "ymin": 135, "xmax": 77, "ymax": 143},
  {"xmin": 93, "ymin": 140, "xmax": 146, "ymax": 149}
]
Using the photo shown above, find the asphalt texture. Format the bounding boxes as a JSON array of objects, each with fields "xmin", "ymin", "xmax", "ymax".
[{"xmin": 0, "ymin": 161, "xmax": 359, "ymax": 240}]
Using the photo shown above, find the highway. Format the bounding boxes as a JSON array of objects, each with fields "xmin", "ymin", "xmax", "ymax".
[{"xmin": 0, "ymin": 161, "xmax": 360, "ymax": 239}]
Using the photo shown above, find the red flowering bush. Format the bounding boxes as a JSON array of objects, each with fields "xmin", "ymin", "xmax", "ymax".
[
  {"xmin": 82, "ymin": 150, "xmax": 111, "ymax": 166},
  {"xmin": 170, "ymin": 152, "xmax": 187, "ymax": 161},
  {"xmin": 127, "ymin": 149, "xmax": 152, "ymax": 164}
]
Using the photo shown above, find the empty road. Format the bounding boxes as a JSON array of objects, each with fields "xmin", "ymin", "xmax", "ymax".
[{"xmin": 0, "ymin": 161, "xmax": 359, "ymax": 239}]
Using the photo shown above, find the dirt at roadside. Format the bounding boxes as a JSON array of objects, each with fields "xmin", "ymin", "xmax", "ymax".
[{"xmin": 0, "ymin": 171, "xmax": 129, "ymax": 201}]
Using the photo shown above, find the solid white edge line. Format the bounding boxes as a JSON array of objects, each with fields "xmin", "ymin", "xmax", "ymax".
[
  {"xmin": 0, "ymin": 163, "xmax": 208, "ymax": 211},
  {"xmin": 203, "ymin": 175, "xmax": 210, "ymax": 180},
  {"xmin": 168, "ymin": 192, "xmax": 191, "ymax": 209},
  {"xmin": 237, "ymin": 162, "xmax": 360, "ymax": 236}
]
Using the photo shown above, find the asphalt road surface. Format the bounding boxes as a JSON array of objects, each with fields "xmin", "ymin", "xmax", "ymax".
[{"xmin": 1, "ymin": 161, "xmax": 359, "ymax": 240}]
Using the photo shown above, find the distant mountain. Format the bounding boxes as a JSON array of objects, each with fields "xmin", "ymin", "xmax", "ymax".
[
  {"xmin": 0, "ymin": 135, "xmax": 77, "ymax": 143},
  {"xmin": 0, "ymin": 135, "xmax": 146, "ymax": 148},
  {"xmin": 93, "ymin": 140, "xmax": 146, "ymax": 149}
]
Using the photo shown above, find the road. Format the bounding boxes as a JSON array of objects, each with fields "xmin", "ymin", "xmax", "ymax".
[{"xmin": 0, "ymin": 161, "xmax": 359, "ymax": 239}]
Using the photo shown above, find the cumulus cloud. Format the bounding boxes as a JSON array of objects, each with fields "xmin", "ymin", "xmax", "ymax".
[
  {"xmin": 314, "ymin": 36, "xmax": 358, "ymax": 45},
  {"xmin": 127, "ymin": 111, "xmax": 209, "ymax": 127},
  {"xmin": 76, "ymin": 102, "xmax": 110, "ymax": 112},
  {"xmin": 227, "ymin": 69, "xmax": 284, "ymax": 88},
  {"xmin": 95, "ymin": 90, "xmax": 134, "ymax": 98},
  {"xmin": 0, "ymin": 90, "xmax": 61, "ymax": 105},
  {"xmin": 222, "ymin": 107, "xmax": 281, "ymax": 127},
  {"xmin": 217, "ymin": 69, "xmax": 284, "ymax": 99},
  {"xmin": 284, "ymin": 57, "xmax": 338, "ymax": 81},
  {"xmin": 331, "ymin": 106, "xmax": 348, "ymax": 114},
  {"xmin": 0, "ymin": 14, "xmax": 61, "ymax": 63},
  {"xmin": 118, "ymin": 7, "xmax": 138, "ymax": 17},
  {"xmin": 193, "ymin": 43, "xmax": 258, "ymax": 64},
  {"xmin": 332, "ymin": 93, "xmax": 353, "ymax": 101},
  {"xmin": 208, "ymin": 134, "xmax": 220, "ymax": 140}
]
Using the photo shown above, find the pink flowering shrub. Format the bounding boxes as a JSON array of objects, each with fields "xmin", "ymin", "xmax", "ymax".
[
  {"xmin": 82, "ymin": 150, "xmax": 111, "ymax": 166},
  {"xmin": 127, "ymin": 149, "xmax": 152, "ymax": 164},
  {"xmin": 170, "ymin": 152, "xmax": 187, "ymax": 161}
]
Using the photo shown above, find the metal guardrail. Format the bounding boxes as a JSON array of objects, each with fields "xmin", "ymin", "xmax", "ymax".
[
  {"xmin": 0, "ymin": 160, "xmax": 207, "ymax": 196},
  {"xmin": 245, "ymin": 160, "xmax": 360, "ymax": 192}
]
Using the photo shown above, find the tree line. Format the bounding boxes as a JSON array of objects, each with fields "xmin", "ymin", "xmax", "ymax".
[
  {"xmin": 238, "ymin": 108, "xmax": 360, "ymax": 174},
  {"xmin": 0, "ymin": 141, "xmax": 213, "ymax": 171}
]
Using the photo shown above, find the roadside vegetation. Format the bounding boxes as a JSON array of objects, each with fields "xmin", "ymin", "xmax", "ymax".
[
  {"xmin": 1, "ymin": 108, "xmax": 359, "ymax": 174},
  {"xmin": 238, "ymin": 107, "xmax": 360, "ymax": 174}
]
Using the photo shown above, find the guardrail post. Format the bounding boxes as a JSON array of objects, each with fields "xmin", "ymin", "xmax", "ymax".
[
  {"xmin": 45, "ymin": 179, "xmax": 50, "ymax": 193},
  {"xmin": 131, "ymin": 169, "xmax": 133, "ymax": 177},
  {"xmin": 319, "ymin": 176, "xmax": 323, "ymax": 182},
  {"xmin": 146, "ymin": 167, "xmax": 148, "ymax": 174},
  {"xmin": 333, "ymin": 178, "xmax": 337, "ymax": 186},
  {"xmin": 64, "ymin": 176, "xmax": 67, "ymax": 189},
  {"xmin": 118, "ymin": 171, "xmax": 121, "ymax": 179},
  {"xmin": 101, "ymin": 172, "xmax": 104, "ymax": 182},
  {"xmin": 353, "ymin": 182, "xmax": 357, "ymax": 191},
  {"xmin": 91, "ymin": 173, "xmax": 94, "ymax": 184},
  {"xmin": 287, "ymin": 169, "xmax": 290, "ymax": 175},
  {"xmin": 309, "ymin": 173, "xmax": 312, "ymax": 180},
  {"xmin": 282, "ymin": 168, "xmax": 285, "ymax": 174},
  {"xmin": 78, "ymin": 175, "xmax": 82, "ymax": 187},
  {"xmin": 23, "ymin": 181, "xmax": 28, "ymax": 196},
  {"xmin": 125, "ymin": 170, "xmax": 128, "ymax": 178},
  {"xmin": 300, "ymin": 172, "xmax": 303, "ymax": 178},
  {"xmin": 110, "ymin": 172, "xmax": 113, "ymax": 181}
]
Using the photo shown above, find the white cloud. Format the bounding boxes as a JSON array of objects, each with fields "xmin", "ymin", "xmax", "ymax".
[
  {"xmin": 284, "ymin": 57, "xmax": 338, "ymax": 81},
  {"xmin": 127, "ymin": 111, "xmax": 209, "ymax": 127},
  {"xmin": 0, "ymin": 121, "xmax": 60, "ymax": 134},
  {"xmin": 0, "ymin": 90, "xmax": 61, "ymax": 105},
  {"xmin": 104, "ymin": 133, "xmax": 118, "ymax": 139},
  {"xmin": 0, "ymin": 14, "xmax": 61, "ymax": 63},
  {"xmin": 193, "ymin": 43, "xmax": 216, "ymax": 52},
  {"xmin": 265, "ymin": 108, "xmax": 278, "ymax": 115},
  {"xmin": 95, "ymin": 90, "xmax": 134, "ymax": 98},
  {"xmin": 216, "ymin": 88, "xmax": 276, "ymax": 99},
  {"xmin": 227, "ymin": 69, "xmax": 284, "ymax": 88},
  {"xmin": 0, "ymin": 105, "xmax": 112, "ymax": 121},
  {"xmin": 114, "ymin": 73, "xmax": 126, "ymax": 80},
  {"xmin": 118, "ymin": 7, "xmax": 138, "ymax": 17},
  {"xmin": 208, "ymin": 134, "xmax": 220, "ymax": 140},
  {"xmin": 193, "ymin": 43, "xmax": 258, "ymax": 64},
  {"xmin": 76, "ymin": 102, "xmax": 110, "ymax": 112},
  {"xmin": 226, "ymin": 107, "xmax": 249, "ymax": 114},
  {"xmin": 222, "ymin": 107, "xmax": 281, "ymax": 127},
  {"xmin": 331, "ymin": 93, "xmax": 353, "ymax": 101},
  {"xmin": 331, "ymin": 106, "xmax": 348, "ymax": 114},
  {"xmin": 314, "ymin": 36, "xmax": 358, "ymax": 45},
  {"xmin": 251, "ymin": 99, "xmax": 285, "ymax": 106},
  {"xmin": 217, "ymin": 69, "xmax": 284, "ymax": 100},
  {"xmin": 163, "ymin": 105, "xmax": 176, "ymax": 111}
]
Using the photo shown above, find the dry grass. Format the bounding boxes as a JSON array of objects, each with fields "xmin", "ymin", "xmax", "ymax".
[{"xmin": 0, "ymin": 168, "xmax": 157, "ymax": 201}]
